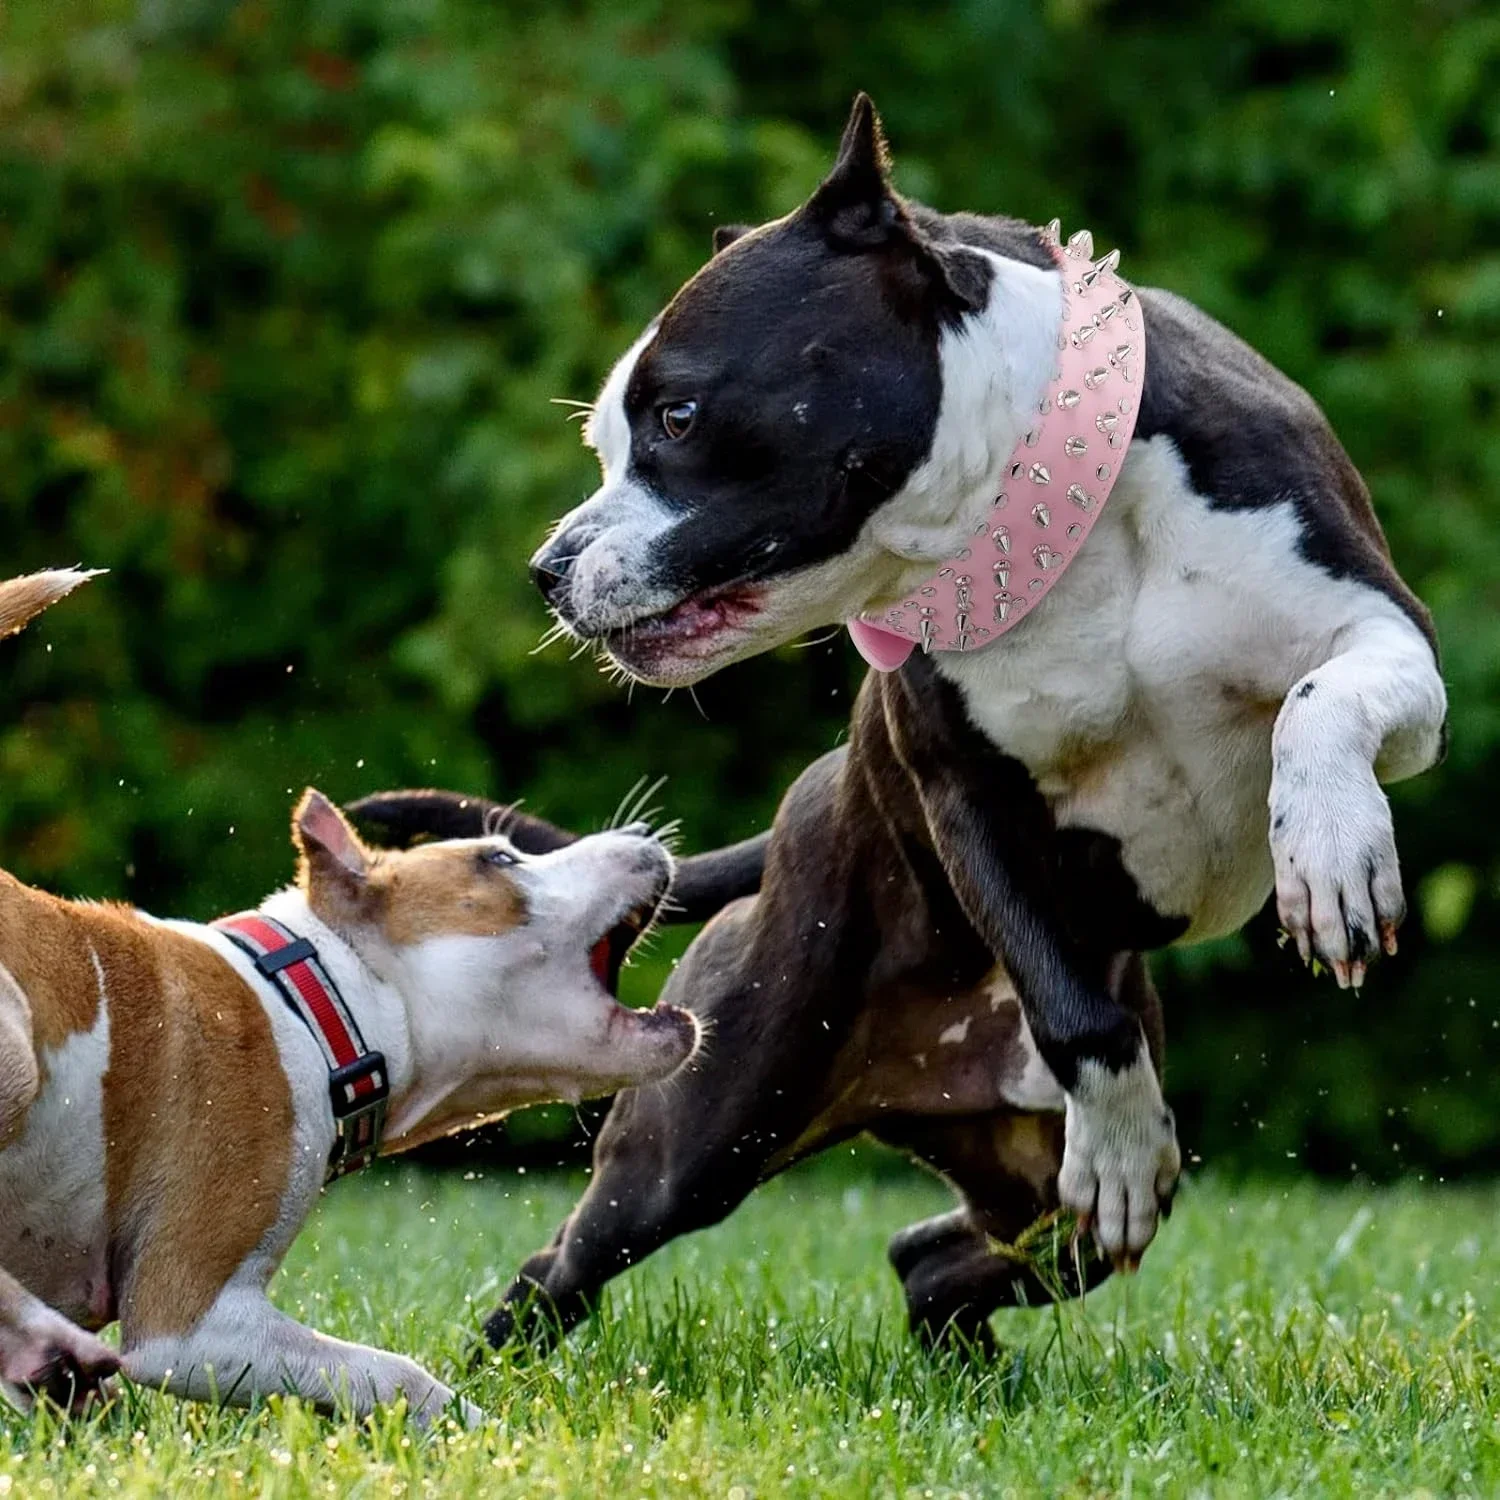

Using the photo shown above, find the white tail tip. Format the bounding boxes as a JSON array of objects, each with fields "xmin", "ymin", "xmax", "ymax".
[{"xmin": 0, "ymin": 568, "xmax": 105, "ymax": 641}]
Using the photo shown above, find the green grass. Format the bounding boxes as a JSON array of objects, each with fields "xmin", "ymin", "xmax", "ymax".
[{"xmin": 3, "ymin": 1152, "xmax": 1499, "ymax": 1498}]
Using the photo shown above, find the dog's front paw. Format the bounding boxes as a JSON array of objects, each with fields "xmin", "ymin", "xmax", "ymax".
[
  {"xmin": 1270, "ymin": 760, "xmax": 1403, "ymax": 988},
  {"xmin": 1057, "ymin": 1053, "xmax": 1179, "ymax": 1269},
  {"xmin": 0, "ymin": 1312, "xmax": 119, "ymax": 1416}
]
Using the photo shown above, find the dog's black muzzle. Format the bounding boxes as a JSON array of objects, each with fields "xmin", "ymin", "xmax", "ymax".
[{"xmin": 529, "ymin": 535, "xmax": 576, "ymax": 611}]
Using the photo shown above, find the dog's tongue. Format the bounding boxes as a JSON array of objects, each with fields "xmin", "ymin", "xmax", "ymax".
[{"xmin": 589, "ymin": 936, "xmax": 611, "ymax": 989}]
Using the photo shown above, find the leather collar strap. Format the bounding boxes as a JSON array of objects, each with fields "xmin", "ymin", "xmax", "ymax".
[
  {"xmin": 847, "ymin": 223, "xmax": 1145, "ymax": 670},
  {"xmin": 213, "ymin": 912, "xmax": 389, "ymax": 1181}
]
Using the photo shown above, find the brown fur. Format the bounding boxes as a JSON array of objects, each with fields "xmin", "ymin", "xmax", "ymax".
[
  {"xmin": 0, "ymin": 875, "xmax": 292, "ymax": 1341},
  {"xmin": 0, "ymin": 571, "xmax": 98, "ymax": 641},
  {"xmin": 369, "ymin": 843, "xmax": 528, "ymax": 946},
  {"xmin": 294, "ymin": 793, "xmax": 528, "ymax": 946}
]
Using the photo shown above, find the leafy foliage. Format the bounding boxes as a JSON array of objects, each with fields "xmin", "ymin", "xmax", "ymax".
[{"xmin": 1, "ymin": 0, "xmax": 1496, "ymax": 1174}]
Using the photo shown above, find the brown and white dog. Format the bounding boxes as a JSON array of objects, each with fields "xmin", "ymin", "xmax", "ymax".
[
  {"xmin": 0, "ymin": 571, "xmax": 122, "ymax": 1414},
  {"xmin": 0, "ymin": 571, "xmax": 699, "ymax": 1424}
]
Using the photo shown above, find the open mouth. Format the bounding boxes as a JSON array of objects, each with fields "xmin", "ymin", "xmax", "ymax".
[
  {"xmin": 587, "ymin": 886, "xmax": 668, "ymax": 997},
  {"xmin": 601, "ymin": 578, "xmax": 763, "ymax": 661}
]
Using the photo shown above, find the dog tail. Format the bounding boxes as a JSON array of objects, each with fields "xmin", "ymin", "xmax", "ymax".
[
  {"xmin": 0, "ymin": 569, "xmax": 102, "ymax": 643},
  {"xmin": 347, "ymin": 788, "xmax": 770, "ymax": 924}
]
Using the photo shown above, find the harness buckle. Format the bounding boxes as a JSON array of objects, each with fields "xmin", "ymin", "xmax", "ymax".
[{"xmin": 327, "ymin": 1052, "xmax": 389, "ymax": 1178}]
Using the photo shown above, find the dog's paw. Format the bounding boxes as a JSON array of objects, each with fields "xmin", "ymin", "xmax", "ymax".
[
  {"xmin": 1270, "ymin": 759, "xmax": 1403, "ymax": 988},
  {"xmin": 0, "ymin": 1312, "xmax": 119, "ymax": 1416},
  {"xmin": 1057, "ymin": 1053, "xmax": 1179, "ymax": 1269}
]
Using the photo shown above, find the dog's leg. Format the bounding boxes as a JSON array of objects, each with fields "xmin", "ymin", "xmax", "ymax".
[
  {"xmin": 880, "ymin": 1112, "xmax": 1110, "ymax": 1355},
  {"xmin": 1270, "ymin": 614, "xmax": 1446, "ymax": 987},
  {"xmin": 0, "ymin": 1269, "xmax": 119, "ymax": 1415},
  {"xmin": 887, "ymin": 676, "xmax": 1177, "ymax": 1268},
  {"xmin": 482, "ymin": 895, "xmax": 840, "ymax": 1354},
  {"xmin": 122, "ymin": 1283, "xmax": 482, "ymax": 1428}
]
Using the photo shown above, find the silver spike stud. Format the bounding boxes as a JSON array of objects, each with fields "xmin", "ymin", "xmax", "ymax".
[
  {"xmin": 1057, "ymin": 388, "xmax": 1081, "ymax": 410},
  {"xmin": 993, "ymin": 593, "xmax": 1013, "ymax": 622},
  {"xmin": 1064, "ymin": 436, "xmax": 1088, "ymax": 458},
  {"xmin": 1041, "ymin": 217, "xmax": 1062, "ymax": 246},
  {"xmin": 919, "ymin": 618, "xmax": 935, "ymax": 653},
  {"xmin": 992, "ymin": 561, "xmax": 1010, "ymax": 588},
  {"xmin": 1082, "ymin": 248, "xmax": 1120, "ymax": 288},
  {"xmin": 992, "ymin": 491, "xmax": 1009, "ymax": 509},
  {"xmin": 1032, "ymin": 501, "xmax": 1051, "ymax": 528},
  {"xmin": 993, "ymin": 525, "xmax": 1011, "ymax": 553},
  {"xmin": 1109, "ymin": 342, "xmax": 1135, "ymax": 367},
  {"xmin": 1067, "ymin": 523, "xmax": 1082, "ymax": 540},
  {"xmin": 1028, "ymin": 463, "xmax": 1051, "ymax": 485},
  {"xmin": 1066, "ymin": 229, "xmax": 1094, "ymax": 260},
  {"xmin": 1067, "ymin": 483, "xmax": 1094, "ymax": 511},
  {"xmin": 1095, "ymin": 411, "xmax": 1120, "ymax": 433},
  {"xmin": 1034, "ymin": 545, "xmax": 1064, "ymax": 570},
  {"xmin": 1070, "ymin": 324, "xmax": 1098, "ymax": 348},
  {"xmin": 1084, "ymin": 367, "xmax": 1110, "ymax": 390}
]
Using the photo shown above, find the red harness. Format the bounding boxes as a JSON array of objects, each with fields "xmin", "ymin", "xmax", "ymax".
[{"xmin": 213, "ymin": 912, "xmax": 390, "ymax": 1180}]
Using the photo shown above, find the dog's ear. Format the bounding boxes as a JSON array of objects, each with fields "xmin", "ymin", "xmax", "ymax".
[
  {"xmin": 806, "ymin": 93, "xmax": 989, "ymax": 313},
  {"xmin": 807, "ymin": 93, "xmax": 899, "ymax": 249},
  {"xmin": 712, "ymin": 223, "xmax": 753, "ymax": 254},
  {"xmin": 294, "ymin": 789, "xmax": 371, "ymax": 910}
]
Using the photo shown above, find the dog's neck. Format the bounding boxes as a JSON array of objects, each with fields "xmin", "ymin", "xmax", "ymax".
[
  {"xmin": 250, "ymin": 889, "xmax": 555, "ymax": 1155},
  {"xmin": 248, "ymin": 888, "xmax": 448, "ymax": 1153},
  {"xmin": 865, "ymin": 246, "xmax": 1065, "ymax": 598}
]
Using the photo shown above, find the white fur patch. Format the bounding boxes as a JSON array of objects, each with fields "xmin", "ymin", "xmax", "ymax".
[
  {"xmin": 940, "ymin": 433, "xmax": 1445, "ymax": 941},
  {"xmin": 937, "ymin": 1017, "xmax": 971, "ymax": 1046},
  {"xmin": 0, "ymin": 971, "xmax": 110, "ymax": 1325},
  {"xmin": 1056, "ymin": 1048, "xmax": 1179, "ymax": 1261},
  {"xmin": 868, "ymin": 249, "xmax": 1062, "ymax": 572},
  {"xmin": 996, "ymin": 1008, "xmax": 1066, "ymax": 1113}
]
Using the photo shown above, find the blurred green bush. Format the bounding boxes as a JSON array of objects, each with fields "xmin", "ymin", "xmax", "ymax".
[{"xmin": 2, "ymin": 0, "xmax": 1496, "ymax": 1177}]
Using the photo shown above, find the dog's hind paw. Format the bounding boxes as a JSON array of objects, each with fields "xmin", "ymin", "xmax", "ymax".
[{"xmin": 0, "ymin": 1315, "xmax": 119, "ymax": 1416}]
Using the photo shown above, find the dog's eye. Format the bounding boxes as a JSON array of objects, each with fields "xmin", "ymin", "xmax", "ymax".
[
  {"xmin": 660, "ymin": 400, "xmax": 698, "ymax": 440},
  {"xmin": 479, "ymin": 847, "xmax": 518, "ymax": 869}
]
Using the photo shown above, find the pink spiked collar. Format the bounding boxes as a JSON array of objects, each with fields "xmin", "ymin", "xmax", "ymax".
[{"xmin": 847, "ymin": 224, "xmax": 1145, "ymax": 671}]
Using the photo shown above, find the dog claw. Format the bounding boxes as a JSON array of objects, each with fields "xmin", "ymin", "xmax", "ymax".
[{"xmin": 1381, "ymin": 922, "xmax": 1399, "ymax": 957}]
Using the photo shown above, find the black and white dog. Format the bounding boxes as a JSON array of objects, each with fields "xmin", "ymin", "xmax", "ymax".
[{"xmin": 366, "ymin": 96, "xmax": 1446, "ymax": 1351}]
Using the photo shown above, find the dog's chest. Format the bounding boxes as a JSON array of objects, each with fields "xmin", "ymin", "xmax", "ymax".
[
  {"xmin": 0, "ymin": 1007, "xmax": 111, "ymax": 1326},
  {"xmin": 939, "ymin": 436, "xmax": 1365, "ymax": 941}
]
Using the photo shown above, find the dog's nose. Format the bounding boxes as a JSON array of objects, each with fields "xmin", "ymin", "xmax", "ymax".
[{"xmin": 529, "ymin": 540, "xmax": 575, "ymax": 609}]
